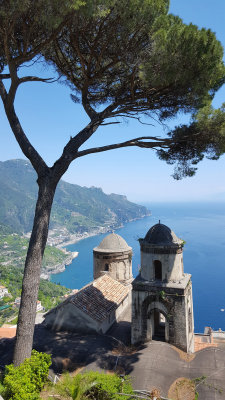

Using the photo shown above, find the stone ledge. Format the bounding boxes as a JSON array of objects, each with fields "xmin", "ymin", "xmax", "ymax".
[{"xmin": 132, "ymin": 273, "xmax": 191, "ymax": 292}]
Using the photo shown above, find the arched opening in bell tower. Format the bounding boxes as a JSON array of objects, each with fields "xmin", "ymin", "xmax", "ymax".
[
  {"xmin": 152, "ymin": 310, "xmax": 166, "ymax": 341},
  {"xmin": 144, "ymin": 299, "xmax": 169, "ymax": 344},
  {"xmin": 154, "ymin": 260, "xmax": 162, "ymax": 280}
]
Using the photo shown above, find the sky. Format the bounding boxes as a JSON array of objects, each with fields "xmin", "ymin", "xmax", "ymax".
[{"xmin": 1, "ymin": 0, "xmax": 225, "ymax": 203}]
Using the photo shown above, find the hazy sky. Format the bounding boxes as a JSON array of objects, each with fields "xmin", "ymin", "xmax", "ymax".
[{"xmin": 1, "ymin": 0, "xmax": 225, "ymax": 202}]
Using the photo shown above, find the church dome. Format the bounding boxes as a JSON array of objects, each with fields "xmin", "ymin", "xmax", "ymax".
[
  {"xmin": 144, "ymin": 222, "xmax": 182, "ymax": 246},
  {"xmin": 94, "ymin": 233, "xmax": 132, "ymax": 253}
]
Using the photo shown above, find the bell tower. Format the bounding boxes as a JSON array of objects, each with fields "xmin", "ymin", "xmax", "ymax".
[
  {"xmin": 93, "ymin": 233, "xmax": 133, "ymax": 286},
  {"xmin": 131, "ymin": 222, "xmax": 194, "ymax": 353}
]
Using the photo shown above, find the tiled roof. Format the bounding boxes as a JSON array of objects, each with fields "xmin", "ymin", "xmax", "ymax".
[
  {"xmin": 0, "ymin": 327, "xmax": 16, "ymax": 339},
  {"xmin": 194, "ymin": 334, "xmax": 218, "ymax": 352},
  {"xmin": 70, "ymin": 275, "xmax": 129, "ymax": 322}
]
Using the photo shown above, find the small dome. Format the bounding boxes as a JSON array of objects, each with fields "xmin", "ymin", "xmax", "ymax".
[
  {"xmin": 94, "ymin": 233, "xmax": 132, "ymax": 253},
  {"xmin": 144, "ymin": 223, "xmax": 182, "ymax": 246}
]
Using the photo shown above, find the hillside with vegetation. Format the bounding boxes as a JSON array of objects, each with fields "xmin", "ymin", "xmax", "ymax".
[
  {"xmin": 0, "ymin": 231, "xmax": 69, "ymax": 271},
  {"xmin": 0, "ymin": 264, "xmax": 70, "ymax": 326},
  {"xmin": 0, "ymin": 160, "xmax": 150, "ymax": 235}
]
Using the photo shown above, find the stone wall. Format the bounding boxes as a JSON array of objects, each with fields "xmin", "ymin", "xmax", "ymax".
[
  {"xmin": 93, "ymin": 250, "xmax": 133, "ymax": 284},
  {"xmin": 44, "ymin": 293, "xmax": 131, "ymax": 335},
  {"xmin": 44, "ymin": 302, "xmax": 100, "ymax": 333},
  {"xmin": 131, "ymin": 277, "xmax": 194, "ymax": 353},
  {"xmin": 140, "ymin": 242, "xmax": 184, "ymax": 282}
]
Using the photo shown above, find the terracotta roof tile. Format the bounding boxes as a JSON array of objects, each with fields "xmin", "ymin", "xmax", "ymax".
[
  {"xmin": 70, "ymin": 275, "xmax": 129, "ymax": 322},
  {"xmin": 0, "ymin": 327, "xmax": 16, "ymax": 339},
  {"xmin": 194, "ymin": 334, "xmax": 218, "ymax": 352}
]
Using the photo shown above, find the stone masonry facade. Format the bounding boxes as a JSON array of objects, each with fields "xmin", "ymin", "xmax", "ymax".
[{"xmin": 131, "ymin": 223, "xmax": 194, "ymax": 353}]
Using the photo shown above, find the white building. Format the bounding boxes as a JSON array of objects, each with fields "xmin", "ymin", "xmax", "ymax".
[
  {"xmin": 36, "ymin": 300, "xmax": 44, "ymax": 312},
  {"xmin": 0, "ymin": 286, "xmax": 9, "ymax": 299},
  {"xmin": 14, "ymin": 297, "xmax": 21, "ymax": 307}
]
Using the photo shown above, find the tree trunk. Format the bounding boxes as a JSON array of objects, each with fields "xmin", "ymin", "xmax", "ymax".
[{"xmin": 13, "ymin": 177, "xmax": 56, "ymax": 366}]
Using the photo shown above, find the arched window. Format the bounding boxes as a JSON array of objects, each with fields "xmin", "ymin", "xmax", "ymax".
[
  {"xmin": 154, "ymin": 260, "xmax": 162, "ymax": 280},
  {"xmin": 104, "ymin": 263, "xmax": 109, "ymax": 271}
]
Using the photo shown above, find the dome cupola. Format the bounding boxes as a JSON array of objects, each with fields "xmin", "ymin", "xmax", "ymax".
[
  {"xmin": 144, "ymin": 221, "xmax": 182, "ymax": 246},
  {"xmin": 139, "ymin": 221, "xmax": 184, "ymax": 282},
  {"xmin": 94, "ymin": 233, "xmax": 131, "ymax": 253},
  {"xmin": 93, "ymin": 233, "xmax": 133, "ymax": 285}
]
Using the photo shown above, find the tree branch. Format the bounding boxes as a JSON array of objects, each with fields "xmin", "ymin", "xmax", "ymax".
[
  {"xmin": 0, "ymin": 74, "xmax": 11, "ymax": 79},
  {"xmin": 0, "ymin": 80, "xmax": 8, "ymax": 103},
  {"xmin": 0, "ymin": 86, "xmax": 48, "ymax": 177},
  {"xmin": 51, "ymin": 118, "xmax": 103, "ymax": 179},
  {"xmin": 19, "ymin": 55, "xmax": 43, "ymax": 68},
  {"xmin": 19, "ymin": 76, "xmax": 57, "ymax": 84},
  {"xmin": 15, "ymin": 17, "xmax": 73, "ymax": 66},
  {"xmin": 100, "ymin": 121, "xmax": 121, "ymax": 126},
  {"xmin": 77, "ymin": 136, "xmax": 170, "ymax": 157},
  {"xmin": 105, "ymin": 113, "xmax": 156, "ymax": 126},
  {"xmin": 82, "ymin": 94, "xmax": 98, "ymax": 119}
]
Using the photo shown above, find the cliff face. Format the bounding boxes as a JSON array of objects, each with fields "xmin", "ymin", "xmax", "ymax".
[{"xmin": 0, "ymin": 159, "xmax": 150, "ymax": 234}]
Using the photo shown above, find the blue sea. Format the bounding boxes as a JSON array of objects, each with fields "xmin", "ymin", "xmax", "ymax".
[{"xmin": 51, "ymin": 201, "xmax": 225, "ymax": 333}]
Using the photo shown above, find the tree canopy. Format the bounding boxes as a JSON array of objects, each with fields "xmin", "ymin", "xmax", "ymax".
[
  {"xmin": 42, "ymin": 0, "xmax": 225, "ymax": 177},
  {"xmin": 158, "ymin": 102, "xmax": 225, "ymax": 179},
  {"xmin": 46, "ymin": 1, "xmax": 224, "ymax": 120}
]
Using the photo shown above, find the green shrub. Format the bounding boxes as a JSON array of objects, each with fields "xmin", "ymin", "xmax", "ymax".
[
  {"xmin": 83, "ymin": 371, "xmax": 133, "ymax": 400},
  {"xmin": 54, "ymin": 371, "xmax": 134, "ymax": 400},
  {"xmin": 3, "ymin": 350, "xmax": 51, "ymax": 400},
  {"xmin": 0, "ymin": 381, "xmax": 6, "ymax": 398}
]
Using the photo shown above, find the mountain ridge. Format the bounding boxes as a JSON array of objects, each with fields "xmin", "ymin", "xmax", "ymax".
[{"xmin": 0, "ymin": 159, "xmax": 150, "ymax": 234}]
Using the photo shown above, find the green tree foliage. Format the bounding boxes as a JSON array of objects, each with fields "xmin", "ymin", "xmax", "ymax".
[
  {"xmin": 2, "ymin": 350, "xmax": 51, "ymax": 400},
  {"xmin": 0, "ymin": 0, "xmax": 84, "ymax": 68},
  {"xmin": 0, "ymin": 264, "xmax": 69, "ymax": 312},
  {"xmin": 0, "ymin": 231, "xmax": 68, "ymax": 269},
  {"xmin": 46, "ymin": 1, "xmax": 224, "ymax": 123},
  {"xmin": 45, "ymin": 0, "xmax": 225, "ymax": 176},
  {"xmin": 158, "ymin": 103, "xmax": 225, "ymax": 178},
  {"xmin": 52, "ymin": 371, "xmax": 134, "ymax": 400}
]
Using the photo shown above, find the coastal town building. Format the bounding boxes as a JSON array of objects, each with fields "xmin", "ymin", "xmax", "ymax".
[
  {"xmin": 36, "ymin": 301, "xmax": 44, "ymax": 312},
  {"xmin": 14, "ymin": 297, "xmax": 44, "ymax": 312},
  {"xmin": 0, "ymin": 286, "xmax": 9, "ymax": 299},
  {"xmin": 44, "ymin": 225, "xmax": 194, "ymax": 353},
  {"xmin": 0, "ymin": 325, "xmax": 16, "ymax": 339}
]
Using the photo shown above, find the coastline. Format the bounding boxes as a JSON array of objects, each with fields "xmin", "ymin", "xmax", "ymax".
[
  {"xmin": 56, "ymin": 226, "xmax": 115, "ymax": 248},
  {"xmin": 41, "ymin": 226, "xmax": 118, "ymax": 280},
  {"xmin": 40, "ymin": 251, "xmax": 78, "ymax": 280},
  {"xmin": 56, "ymin": 213, "xmax": 151, "ymax": 249}
]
